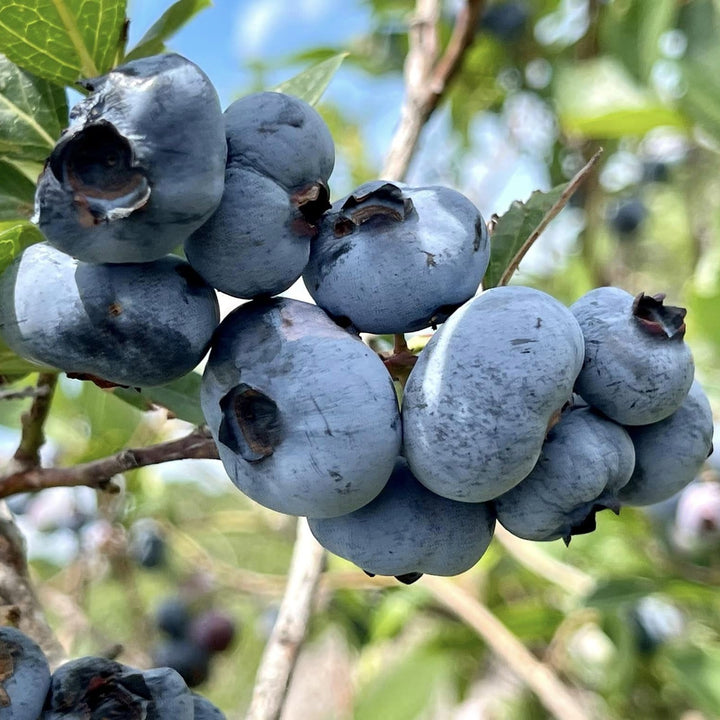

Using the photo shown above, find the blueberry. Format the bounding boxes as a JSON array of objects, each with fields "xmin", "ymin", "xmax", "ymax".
[
  {"xmin": 185, "ymin": 91, "xmax": 334, "ymax": 299},
  {"xmin": 642, "ymin": 161, "xmax": 669, "ymax": 184},
  {"xmin": 141, "ymin": 667, "xmax": 194, "ymax": 717},
  {"xmin": 34, "ymin": 53, "xmax": 227, "ymax": 263},
  {"xmin": 570, "ymin": 287, "xmax": 694, "ymax": 425},
  {"xmin": 619, "ymin": 381, "xmax": 714, "ymax": 506},
  {"xmin": 189, "ymin": 610, "xmax": 236, "ymax": 654},
  {"xmin": 608, "ymin": 198, "xmax": 646, "ymax": 236},
  {"xmin": 309, "ymin": 457, "xmax": 495, "ymax": 578},
  {"xmin": 152, "ymin": 639, "xmax": 210, "ymax": 688},
  {"xmin": 671, "ymin": 480, "xmax": 720, "ymax": 553},
  {"xmin": 44, "ymin": 657, "xmax": 193, "ymax": 719},
  {"xmin": 630, "ymin": 596, "xmax": 684, "ymax": 654},
  {"xmin": 494, "ymin": 405, "xmax": 635, "ymax": 544},
  {"xmin": 192, "ymin": 693, "xmax": 226, "ymax": 719},
  {"xmin": 201, "ymin": 298, "xmax": 401, "ymax": 518},
  {"xmin": 129, "ymin": 520, "xmax": 166, "ymax": 569},
  {"xmin": 155, "ymin": 597, "xmax": 192, "ymax": 639},
  {"xmin": 0, "ymin": 626, "xmax": 51, "ymax": 719},
  {"xmin": 303, "ymin": 181, "xmax": 490, "ymax": 334},
  {"xmin": 402, "ymin": 285, "xmax": 585, "ymax": 502},
  {"xmin": 480, "ymin": 2, "xmax": 529, "ymax": 41},
  {"xmin": 0, "ymin": 243, "xmax": 219, "ymax": 388}
]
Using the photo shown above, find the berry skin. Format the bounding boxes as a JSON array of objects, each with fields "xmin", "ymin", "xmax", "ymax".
[
  {"xmin": 308, "ymin": 457, "xmax": 495, "ymax": 579},
  {"xmin": 402, "ymin": 285, "xmax": 585, "ymax": 502},
  {"xmin": 671, "ymin": 480, "xmax": 720, "ymax": 554},
  {"xmin": 201, "ymin": 298, "xmax": 401, "ymax": 518},
  {"xmin": 303, "ymin": 181, "xmax": 489, "ymax": 334},
  {"xmin": 152, "ymin": 639, "xmax": 210, "ymax": 688},
  {"xmin": 155, "ymin": 597, "xmax": 192, "ymax": 639},
  {"xmin": 185, "ymin": 91, "xmax": 334, "ymax": 299},
  {"xmin": 189, "ymin": 610, "xmax": 236, "ymax": 654},
  {"xmin": 0, "ymin": 626, "xmax": 51, "ymax": 719},
  {"xmin": 34, "ymin": 53, "xmax": 227, "ymax": 264},
  {"xmin": 192, "ymin": 693, "xmax": 227, "ymax": 719},
  {"xmin": 0, "ymin": 244, "xmax": 219, "ymax": 388},
  {"xmin": 129, "ymin": 520, "xmax": 166, "ymax": 569},
  {"xmin": 480, "ymin": 2, "xmax": 529, "ymax": 41},
  {"xmin": 44, "ymin": 657, "xmax": 194, "ymax": 719},
  {"xmin": 609, "ymin": 198, "xmax": 646, "ymax": 236},
  {"xmin": 619, "ymin": 381, "xmax": 714, "ymax": 506},
  {"xmin": 570, "ymin": 287, "xmax": 694, "ymax": 425},
  {"xmin": 494, "ymin": 405, "xmax": 635, "ymax": 544}
]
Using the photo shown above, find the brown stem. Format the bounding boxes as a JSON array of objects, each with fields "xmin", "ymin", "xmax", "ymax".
[
  {"xmin": 498, "ymin": 149, "xmax": 603, "ymax": 287},
  {"xmin": 0, "ymin": 426, "xmax": 218, "ymax": 499},
  {"xmin": 422, "ymin": 576, "xmax": 594, "ymax": 720},
  {"xmin": 12, "ymin": 373, "xmax": 58, "ymax": 469},
  {"xmin": 0, "ymin": 507, "xmax": 66, "ymax": 668},
  {"xmin": 245, "ymin": 518, "xmax": 326, "ymax": 720},
  {"xmin": 0, "ymin": 386, "xmax": 51, "ymax": 402},
  {"xmin": 382, "ymin": 0, "xmax": 485, "ymax": 181}
]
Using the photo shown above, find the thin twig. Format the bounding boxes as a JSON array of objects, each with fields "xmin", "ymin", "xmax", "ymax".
[
  {"xmin": 494, "ymin": 526, "xmax": 596, "ymax": 597},
  {"xmin": 245, "ymin": 518, "xmax": 326, "ymax": 720},
  {"xmin": 382, "ymin": 0, "xmax": 485, "ymax": 181},
  {"xmin": 498, "ymin": 149, "xmax": 603, "ymax": 287},
  {"xmin": 12, "ymin": 373, "xmax": 58, "ymax": 469},
  {"xmin": 0, "ymin": 426, "xmax": 218, "ymax": 499},
  {"xmin": 0, "ymin": 507, "xmax": 66, "ymax": 668},
  {"xmin": 0, "ymin": 386, "xmax": 51, "ymax": 402},
  {"xmin": 422, "ymin": 576, "xmax": 595, "ymax": 720}
]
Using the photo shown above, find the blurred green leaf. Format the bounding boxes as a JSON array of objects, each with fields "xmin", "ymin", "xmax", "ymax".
[
  {"xmin": 0, "ymin": 218, "xmax": 42, "ymax": 275},
  {"xmin": 681, "ymin": 53, "xmax": 720, "ymax": 144},
  {"xmin": 123, "ymin": 0, "xmax": 211, "ymax": 62},
  {"xmin": 0, "ymin": 54, "xmax": 67, "ymax": 161},
  {"xmin": 272, "ymin": 53, "xmax": 347, "ymax": 106},
  {"xmin": 114, "ymin": 371, "xmax": 204, "ymax": 425},
  {"xmin": 0, "ymin": 159, "xmax": 36, "ymax": 219},
  {"xmin": 599, "ymin": 0, "xmax": 678, "ymax": 81},
  {"xmin": 554, "ymin": 58, "xmax": 686, "ymax": 138},
  {"xmin": 0, "ymin": 337, "xmax": 40, "ymax": 375},
  {"xmin": 354, "ymin": 647, "xmax": 451, "ymax": 720},
  {"xmin": 585, "ymin": 578, "xmax": 657, "ymax": 609},
  {"xmin": 665, "ymin": 646, "xmax": 720, "ymax": 717},
  {"xmin": 0, "ymin": 0, "xmax": 127, "ymax": 86},
  {"xmin": 484, "ymin": 184, "xmax": 567, "ymax": 289}
]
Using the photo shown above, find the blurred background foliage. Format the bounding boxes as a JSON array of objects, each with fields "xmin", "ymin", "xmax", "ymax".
[{"xmin": 1, "ymin": 0, "xmax": 720, "ymax": 717}]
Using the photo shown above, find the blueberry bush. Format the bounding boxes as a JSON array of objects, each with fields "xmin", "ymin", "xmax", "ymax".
[{"xmin": 1, "ymin": 0, "xmax": 720, "ymax": 717}]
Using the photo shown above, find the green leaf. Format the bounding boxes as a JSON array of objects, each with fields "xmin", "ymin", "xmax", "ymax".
[
  {"xmin": 113, "ymin": 370, "xmax": 204, "ymax": 425},
  {"xmin": 553, "ymin": 58, "xmax": 687, "ymax": 139},
  {"xmin": 681, "ymin": 53, "xmax": 720, "ymax": 144},
  {"xmin": 599, "ymin": 0, "xmax": 678, "ymax": 81},
  {"xmin": 0, "ymin": 54, "xmax": 67, "ymax": 161},
  {"xmin": 483, "ymin": 184, "xmax": 567, "ymax": 289},
  {"xmin": 0, "ymin": 218, "xmax": 42, "ymax": 275},
  {"xmin": 124, "ymin": 0, "xmax": 211, "ymax": 62},
  {"xmin": 0, "ymin": 0, "xmax": 127, "ymax": 87},
  {"xmin": 0, "ymin": 159, "xmax": 36, "ymax": 219},
  {"xmin": 665, "ymin": 646, "xmax": 720, "ymax": 717},
  {"xmin": 272, "ymin": 53, "xmax": 347, "ymax": 106},
  {"xmin": 0, "ymin": 337, "xmax": 41, "ymax": 376},
  {"xmin": 354, "ymin": 648, "xmax": 451, "ymax": 720},
  {"xmin": 584, "ymin": 577, "xmax": 657, "ymax": 609}
]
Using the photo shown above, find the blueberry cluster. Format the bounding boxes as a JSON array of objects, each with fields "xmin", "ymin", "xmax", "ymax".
[
  {"xmin": 0, "ymin": 625, "xmax": 226, "ymax": 718},
  {"xmin": 0, "ymin": 52, "xmax": 713, "ymax": 585},
  {"xmin": 0, "ymin": 53, "xmax": 224, "ymax": 388},
  {"xmin": 152, "ymin": 597, "xmax": 237, "ymax": 689}
]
